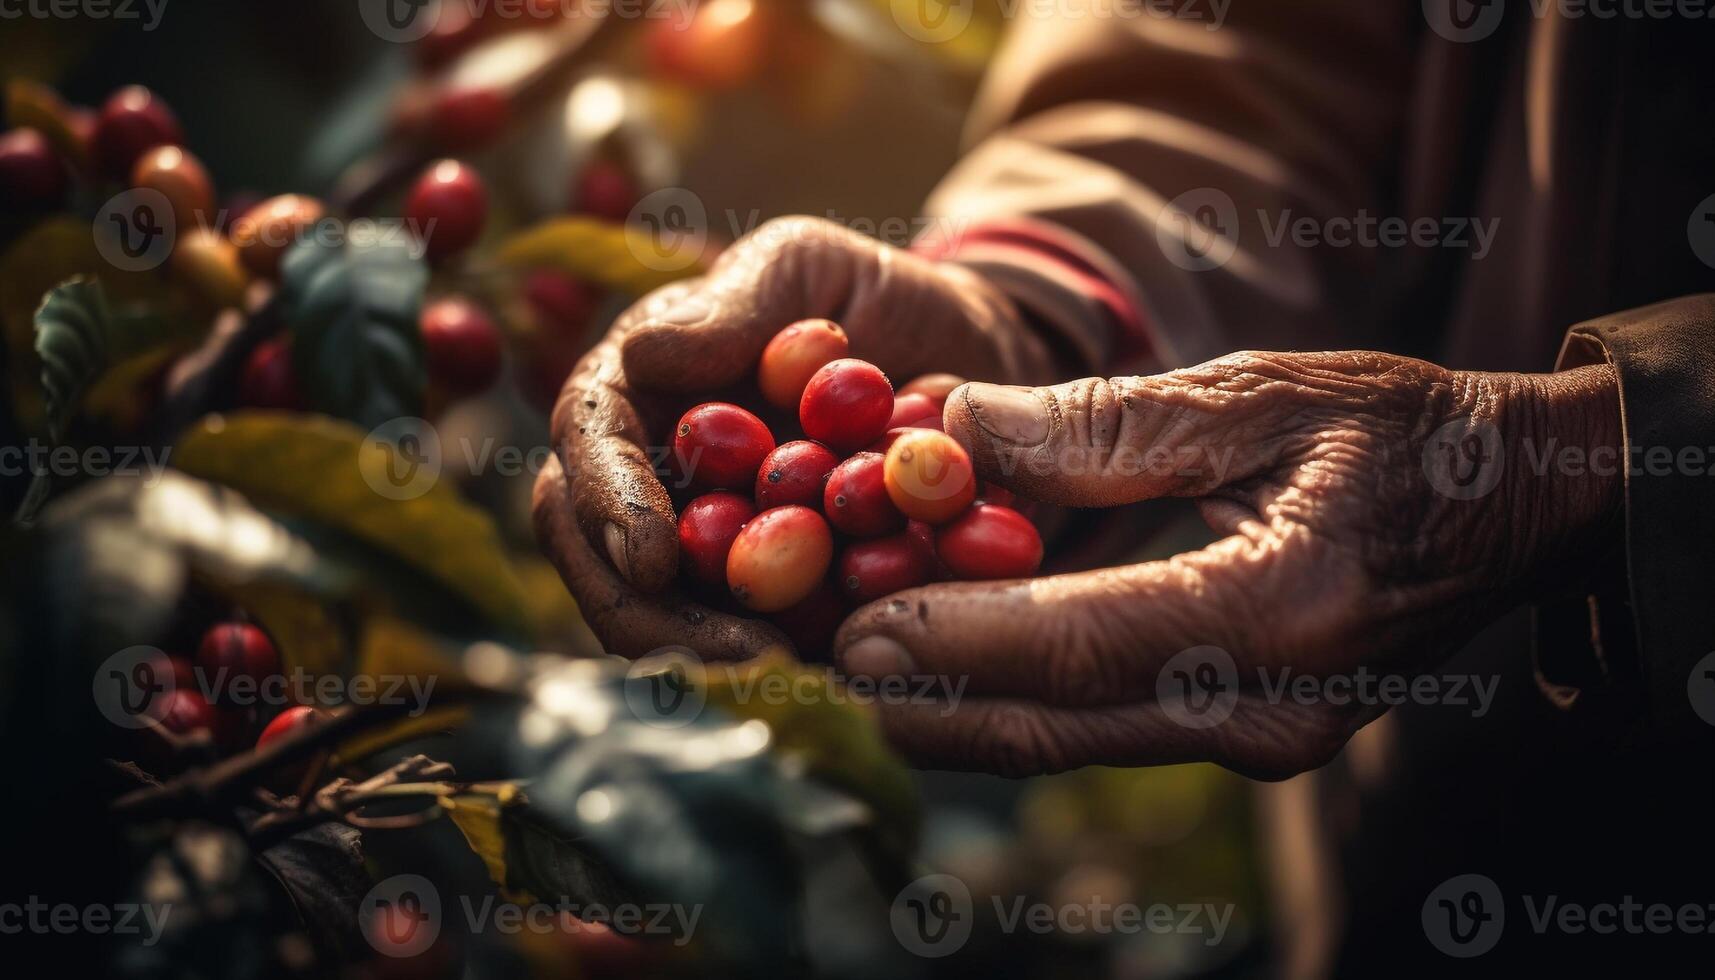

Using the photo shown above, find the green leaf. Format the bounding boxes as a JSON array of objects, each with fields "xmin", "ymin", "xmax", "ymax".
[
  {"xmin": 705, "ymin": 656, "xmax": 919, "ymax": 857},
  {"xmin": 443, "ymin": 785, "xmax": 629, "ymax": 908},
  {"xmin": 494, "ymin": 217, "xmax": 704, "ymax": 297},
  {"xmin": 15, "ymin": 277, "xmax": 188, "ymax": 521},
  {"xmin": 173, "ymin": 412, "xmax": 531, "ymax": 633},
  {"xmin": 513, "ymin": 660, "xmax": 806, "ymax": 972},
  {"xmin": 34, "ymin": 278, "xmax": 117, "ymax": 444},
  {"xmin": 278, "ymin": 236, "xmax": 427, "ymax": 430}
]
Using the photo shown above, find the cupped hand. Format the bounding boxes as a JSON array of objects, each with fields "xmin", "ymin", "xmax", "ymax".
[
  {"xmin": 533, "ymin": 217, "xmax": 1057, "ymax": 659},
  {"xmin": 834, "ymin": 351, "xmax": 1622, "ymax": 779}
]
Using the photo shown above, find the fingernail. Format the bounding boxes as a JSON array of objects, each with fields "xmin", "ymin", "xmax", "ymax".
[
  {"xmin": 841, "ymin": 636, "xmax": 915, "ymax": 679},
  {"xmin": 603, "ymin": 522, "xmax": 631, "ymax": 581},
  {"xmin": 964, "ymin": 383, "xmax": 1050, "ymax": 446},
  {"xmin": 655, "ymin": 295, "xmax": 714, "ymax": 327}
]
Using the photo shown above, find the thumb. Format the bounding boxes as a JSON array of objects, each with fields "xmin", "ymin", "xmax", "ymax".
[{"xmin": 943, "ymin": 371, "xmax": 1276, "ymax": 507}]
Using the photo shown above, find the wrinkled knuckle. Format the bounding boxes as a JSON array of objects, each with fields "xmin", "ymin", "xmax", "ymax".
[
  {"xmin": 977, "ymin": 705, "xmax": 1061, "ymax": 778},
  {"xmin": 1041, "ymin": 634, "xmax": 1115, "ymax": 706},
  {"xmin": 746, "ymin": 215, "xmax": 847, "ymax": 257}
]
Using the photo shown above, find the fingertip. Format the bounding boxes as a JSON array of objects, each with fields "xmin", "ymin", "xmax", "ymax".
[
  {"xmin": 619, "ymin": 508, "xmax": 679, "ymax": 594},
  {"xmin": 840, "ymin": 635, "xmax": 915, "ymax": 680},
  {"xmin": 961, "ymin": 382, "xmax": 1051, "ymax": 446},
  {"xmin": 941, "ymin": 382, "xmax": 1030, "ymax": 489}
]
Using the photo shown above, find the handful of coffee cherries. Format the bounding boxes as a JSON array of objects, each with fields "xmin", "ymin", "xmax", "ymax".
[{"xmin": 670, "ymin": 319, "xmax": 1044, "ymax": 654}]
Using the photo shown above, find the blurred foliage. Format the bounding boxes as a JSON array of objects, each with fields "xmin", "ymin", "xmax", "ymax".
[{"xmin": 276, "ymin": 235, "xmax": 429, "ymax": 430}]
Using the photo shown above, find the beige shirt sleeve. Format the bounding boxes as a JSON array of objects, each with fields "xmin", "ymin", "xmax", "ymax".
[{"xmin": 925, "ymin": 0, "xmax": 1418, "ymax": 368}]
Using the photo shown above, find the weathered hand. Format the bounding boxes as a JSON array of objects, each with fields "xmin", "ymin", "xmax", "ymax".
[
  {"xmin": 533, "ymin": 217, "xmax": 1056, "ymax": 659},
  {"xmin": 834, "ymin": 351, "xmax": 1622, "ymax": 779}
]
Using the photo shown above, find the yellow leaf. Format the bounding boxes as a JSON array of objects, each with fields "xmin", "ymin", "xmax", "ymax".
[
  {"xmin": 355, "ymin": 614, "xmax": 467, "ymax": 683},
  {"xmin": 337, "ymin": 706, "xmax": 468, "ymax": 763},
  {"xmin": 704, "ymin": 654, "xmax": 919, "ymax": 852},
  {"xmin": 82, "ymin": 346, "xmax": 179, "ymax": 432},
  {"xmin": 494, "ymin": 217, "xmax": 705, "ymax": 297},
  {"xmin": 443, "ymin": 784, "xmax": 528, "ymax": 895},
  {"xmin": 174, "ymin": 412, "xmax": 532, "ymax": 631}
]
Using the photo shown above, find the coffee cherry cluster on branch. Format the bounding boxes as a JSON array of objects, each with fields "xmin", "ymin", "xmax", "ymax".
[
  {"xmin": 130, "ymin": 620, "xmax": 328, "ymax": 788},
  {"xmin": 672, "ymin": 319, "xmax": 1043, "ymax": 655}
]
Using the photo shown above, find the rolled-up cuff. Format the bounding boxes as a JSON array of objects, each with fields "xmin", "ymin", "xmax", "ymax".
[
  {"xmin": 1536, "ymin": 294, "xmax": 1715, "ymax": 740},
  {"xmin": 912, "ymin": 217, "xmax": 1161, "ymax": 374}
]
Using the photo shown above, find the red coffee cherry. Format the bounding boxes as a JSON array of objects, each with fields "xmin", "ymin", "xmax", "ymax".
[
  {"xmin": 887, "ymin": 392, "xmax": 942, "ymax": 431},
  {"xmin": 420, "ymin": 296, "xmax": 503, "ymax": 396},
  {"xmin": 406, "ymin": 159, "xmax": 488, "ymax": 263},
  {"xmin": 768, "ymin": 580, "xmax": 844, "ymax": 661},
  {"xmin": 899, "ymin": 373, "xmax": 965, "ymax": 403},
  {"xmin": 196, "ymin": 622, "xmax": 280, "ymax": 683},
  {"xmin": 573, "ymin": 158, "xmax": 638, "ymax": 222},
  {"xmin": 758, "ymin": 319, "xmax": 849, "ymax": 410},
  {"xmin": 0, "ymin": 128, "xmax": 68, "ymax": 213},
  {"xmin": 838, "ymin": 534, "xmax": 931, "ymax": 604},
  {"xmin": 646, "ymin": 0, "xmax": 770, "ymax": 91},
  {"xmin": 905, "ymin": 519, "xmax": 949, "ymax": 582},
  {"xmin": 678, "ymin": 491, "xmax": 756, "ymax": 588},
  {"xmin": 523, "ymin": 270, "xmax": 598, "ymax": 337},
  {"xmin": 428, "ymin": 86, "xmax": 510, "ymax": 151},
  {"xmin": 240, "ymin": 338, "xmax": 304, "ymax": 410},
  {"xmin": 725, "ymin": 506, "xmax": 833, "ymax": 612},
  {"xmin": 92, "ymin": 85, "xmax": 183, "ymax": 179},
  {"xmin": 883, "ymin": 429, "xmax": 976, "ymax": 524},
  {"xmin": 935, "ymin": 503, "xmax": 1043, "ymax": 580},
  {"xmin": 675, "ymin": 402, "xmax": 776, "ymax": 491},
  {"xmin": 865, "ymin": 427, "xmax": 912, "ymax": 454},
  {"xmin": 754, "ymin": 440, "xmax": 838, "ymax": 510},
  {"xmin": 258, "ymin": 704, "xmax": 323, "ymax": 743},
  {"xmin": 157, "ymin": 687, "xmax": 217, "ymax": 736},
  {"xmin": 256, "ymin": 705, "xmax": 326, "ymax": 792},
  {"xmin": 823, "ymin": 452, "xmax": 905, "ymax": 537},
  {"xmin": 799, "ymin": 358, "xmax": 893, "ymax": 452}
]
